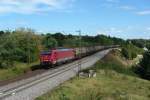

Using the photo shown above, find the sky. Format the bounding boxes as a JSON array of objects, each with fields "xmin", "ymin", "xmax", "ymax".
[{"xmin": 0, "ymin": 0, "xmax": 150, "ymax": 39}]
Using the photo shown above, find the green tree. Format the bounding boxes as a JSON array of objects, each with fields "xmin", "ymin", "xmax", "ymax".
[
  {"xmin": 51, "ymin": 33, "xmax": 65, "ymax": 46},
  {"xmin": 94, "ymin": 35, "xmax": 114, "ymax": 45},
  {"xmin": 0, "ymin": 31, "xmax": 4, "ymax": 36},
  {"xmin": 139, "ymin": 51, "xmax": 150, "ymax": 79},
  {"xmin": 42, "ymin": 34, "xmax": 58, "ymax": 49},
  {"xmin": 0, "ymin": 28, "xmax": 41, "ymax": 68},
  {"xmin": 12, "ymin": 28, "xmax": 41, "ymax": 63},
  {"xmin": 0, "ymin": 33, "xmax": 16, "ymax": 68}
]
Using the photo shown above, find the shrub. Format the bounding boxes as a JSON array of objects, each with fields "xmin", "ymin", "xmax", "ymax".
[{"xmin": 139, "ymin": 51, "xmax": 150, "ymax": 79}]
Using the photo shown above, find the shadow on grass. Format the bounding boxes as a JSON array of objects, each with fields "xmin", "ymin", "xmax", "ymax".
[{"xmin": 30, "ymin": 64, "xmax": 50, "ymax": 71}]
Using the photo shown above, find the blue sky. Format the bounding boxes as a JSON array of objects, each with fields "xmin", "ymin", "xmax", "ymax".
[{"xmin": 0, "ymin": 0, "xmax": 150, "ymax": 39}]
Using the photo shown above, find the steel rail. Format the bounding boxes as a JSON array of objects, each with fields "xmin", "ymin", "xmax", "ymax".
[{"xmin": 0, "ymin": 51, "xmax": 97, "ymax": 99}]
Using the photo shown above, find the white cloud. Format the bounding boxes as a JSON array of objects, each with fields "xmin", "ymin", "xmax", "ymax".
[
  {"xmin": 101, "ymin": 0, "xmax": 119, "ymax": 8},
  {"xmin": 120, "ymin": 6, "xmax": 136, "ymax": 10},
  {"xmin": 106, "ymin": 0, "xmax": 119, "ymax": 3},
  {"xmin": 109, "ymin": 27, "xmax": 123, "ymax": 33},
  {"xmin": 147, "ymin": 27, "xmax": 150, "ymax": 31},
  {"xmin": 137, "ymin": 10, "xmax": 150, "ymax": 15},
  {"xmin": 97, "ymin": 27, "xmax": 123, "ymax": 38},
  {"xmin": 97, "ymin": 31, "xmax": 108, "ymax": 36},
  {"xmin": 97, "ymin": 26, "xmax": 150, "ymax": 39},
  {"xmin": 0, "ymin": 0, "xmax": 74, "ymax": 14}
]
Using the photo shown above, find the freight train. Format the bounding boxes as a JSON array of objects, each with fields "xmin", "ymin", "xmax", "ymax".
[{"xmin": 40, "ymin": 45, "xmax": 119, "ymax": 67}]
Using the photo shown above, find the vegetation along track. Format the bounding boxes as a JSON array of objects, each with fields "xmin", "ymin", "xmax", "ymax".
[{"xmin": 0, "ymin": 49, "xmax": 111, "ymax": 100}]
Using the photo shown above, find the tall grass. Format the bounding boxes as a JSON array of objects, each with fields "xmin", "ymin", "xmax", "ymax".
[
  {"xmin": 92, "ymin": 60, "xmax": 136, "ymax": 76},
  {"xmin": 0, "ymin": 61, "xmax": 39, "ymax": 81}
]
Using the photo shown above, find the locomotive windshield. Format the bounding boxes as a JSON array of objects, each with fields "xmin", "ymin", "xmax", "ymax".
[{"xmin": 40, "ymin": 51, "xmax": 51, "ymax": 55}]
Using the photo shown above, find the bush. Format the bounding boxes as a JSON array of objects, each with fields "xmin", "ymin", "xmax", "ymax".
[
  {"xmin": 139, "ymin": 51, "xmax": 150, "ymax": 79},
  {"xmin": 121, "ymin": 48, "xmax": 130, "ymax": 59},
  {"xmin": 121, "ymin": 44, "xmax": 143, "ymax": 60}
]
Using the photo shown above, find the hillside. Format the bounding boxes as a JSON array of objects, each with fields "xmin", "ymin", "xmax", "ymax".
[{"xmin": 36, "ymin": 50, "xmax": 150, "ymax": 100}]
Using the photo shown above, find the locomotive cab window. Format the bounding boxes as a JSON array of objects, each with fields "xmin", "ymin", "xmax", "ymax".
[{"xmin": 41, "ymin": 51, "xmax": 51, "ymax": 55}]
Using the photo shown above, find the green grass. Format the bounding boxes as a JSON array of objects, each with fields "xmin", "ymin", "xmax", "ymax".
[
  {"xmin": 0, "ymin": 61, "xmax": 39, "ymax": 81},
  {"xmin": 91, "ymin": 57, "xmax": 136, "ymax": 77},
  {"xmin": 36, "ymin": 71, "xmax": 150, "ymax": 100},
  {"xmin": 36, "ymin": 50, "xmax": 150, "ymax": 100}
]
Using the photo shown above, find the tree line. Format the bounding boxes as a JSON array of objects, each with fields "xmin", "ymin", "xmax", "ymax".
[
  {"xmin": 128, "ymin": 39, "xmax": 150, "ymax": 50},
  {"xmin": 0, "ymin": 28, "xmax": 144, "ymax": 69}
]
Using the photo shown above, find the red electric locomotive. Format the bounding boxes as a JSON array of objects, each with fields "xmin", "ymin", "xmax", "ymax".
[{"xmin": 40, "ymin": 48, "xmax": 75, "ymax": 66}]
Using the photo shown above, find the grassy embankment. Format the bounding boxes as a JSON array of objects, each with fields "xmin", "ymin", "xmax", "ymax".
[
  {"xmin": 0, "ymin": 61, "xmax": 39, "ymax": 81},
  {"xmin": 36, "ymin": 50, "xmax": 150, "ymax": 100}
]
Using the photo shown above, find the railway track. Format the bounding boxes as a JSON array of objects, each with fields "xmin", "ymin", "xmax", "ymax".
[{"xmin": 0, "ymin": 49, "xmax": 111, "ymax": 100}]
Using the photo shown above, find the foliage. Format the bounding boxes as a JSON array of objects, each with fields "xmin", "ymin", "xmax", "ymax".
[
  {"xmin": 42, "ymin": 34, "xmax": 58, "ymax": 49},
  {"xmin": 121, "ymin": 48, "xmax": 130, "ymax": 59},
  {"xmin": 94, "ymin": 35, "xmax": 114, "ymax": 45},
  {"xmin": 0, "ymin": 61, "xmax": 39, "ymax": 81},
  {"xmin": 51, "ymin": 33, "xmax": 65, "ymax": 46},
  {"xmin": 146, "ymin": 44, "xmax": 150, "ymax": 50},
  {"xmin": 129, "ymin": 39, "xmax": 146, "ymax": 48},
  {"xmin": 0, "ymin": 28, "xmax": 41, "ymax": 68},
  {"xmin": 136, "ymin": 51, "xmax": 150, "ymax": 80},
  {"xmin": 121, "ymin": 44, "xmax": 143, "ymax": 60},
  {"xmin": 129, "ymin": 39, "xmax": 150, "ymax": 49},
  {"xmin": 90, "ymin": 51, "xmax": 136, "ymax": 76}
]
